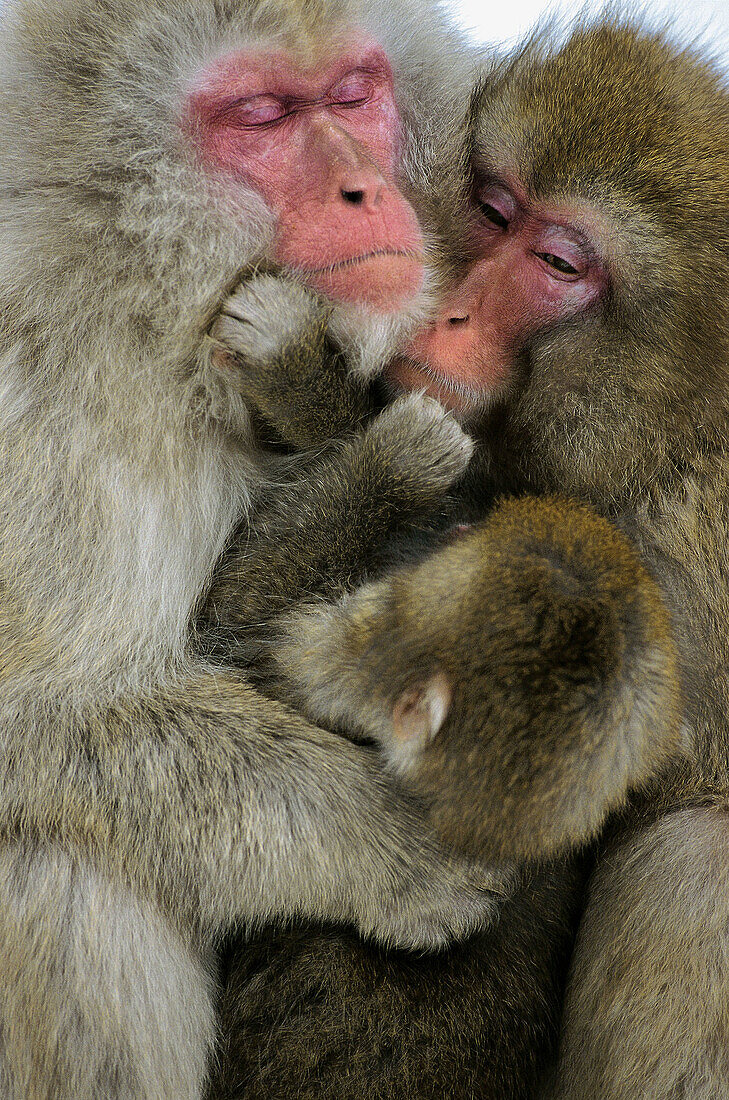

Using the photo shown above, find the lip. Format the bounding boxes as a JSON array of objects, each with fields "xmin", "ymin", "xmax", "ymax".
[
  {"xmin": 387, "ymin": 355, "xmax": 491, "ymax": 415},
  {"xmin": 306, "ymin": 249, "xmax": 423, "ymax": 276}
]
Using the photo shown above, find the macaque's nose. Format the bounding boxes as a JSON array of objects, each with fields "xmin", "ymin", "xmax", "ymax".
[
  {"xmin": 406, "ymin": 260, "xmax": 513, "ymax": 391},
  {"xmin": 408, "ymin": 312, "xmax": 478, "ymax": 364},
  {"xmin": 405, "ymin": 284, "xmax": 482, "ymax": 364},
  {"xmin": 336, "ymin": 160, "xmax": 385, "ymax": 212},
  {"xmin": 309, "ymin": 119, "xmax": 386, "ymax": 212},
  {"xmin": 431, "ymin": 298, "xmax": 478, "ymax": 346}
]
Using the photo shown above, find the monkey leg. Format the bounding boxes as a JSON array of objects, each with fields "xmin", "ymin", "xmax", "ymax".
[
  {"xmin": 208, "ymin": 861, "xmax": 584, "ymax": 1100},
  {"xmin": 549, "ymin": 808, "xmax": 729, "ymax": 1100},
  {"xmin": 0, "ymin": 842, "xmax": 216, "ymax": 1100}
]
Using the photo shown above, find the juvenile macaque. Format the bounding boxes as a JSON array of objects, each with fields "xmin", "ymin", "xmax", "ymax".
[
  {"xmin": 208, "ymin": 17, "xmax": 728, "ymax": 1099},
  {"xmin": 0, "ymin": 1, "xmax": 505, "ymax": 1097},
  {"xmin": 273, "ymin": 496, "xmax": 680, "ymax": 863}
]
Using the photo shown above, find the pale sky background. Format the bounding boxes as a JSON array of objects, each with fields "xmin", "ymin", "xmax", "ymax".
[{"xmin": 449, "ymin": 0, "xmax": 729, "ymax": 60}]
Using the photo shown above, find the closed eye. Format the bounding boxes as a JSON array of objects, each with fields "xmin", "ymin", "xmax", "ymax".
[
  {"xmin": 219, "ymin": 94, "xmax": 289, "ymax": 127},
  {"xmin": 329, "ymin": 70, "xmax": 376, "ymax": 107},
  {"xmin": 478, "ymin": 201, "xmax": 510, "ymax": 230}
]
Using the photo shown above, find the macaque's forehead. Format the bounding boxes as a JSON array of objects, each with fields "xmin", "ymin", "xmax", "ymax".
[
  {"xmin": 474, "ymin": 25, "xmax": 729, "ymax": 212},
  {"xmin": 191, "ymin": 31, "xmax": 391, "ymax": 98},
  {"xmin": 472, "ymin": 78, "xmax": 623, "ymax": 199},
  {"xmin": 236, "ymin": 0, "xmax": 356, "ymax": 40}
]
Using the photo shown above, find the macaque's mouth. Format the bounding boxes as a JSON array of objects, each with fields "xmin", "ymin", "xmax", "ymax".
[
  {"xmin": 306, "ymin": 249, "xmax": 423, "ymax": 276},
  {"xmin": 305, "ymin": 251, "xmax": 425, "ymax": 311},
  {"xmin": 387, "ymin": 355, "xmax": 491, "ymax": 413}
]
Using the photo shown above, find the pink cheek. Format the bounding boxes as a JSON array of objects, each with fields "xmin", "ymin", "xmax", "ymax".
[{"xmin": 194, "ymin": 126, "xmax": 297, "ymax": 211}]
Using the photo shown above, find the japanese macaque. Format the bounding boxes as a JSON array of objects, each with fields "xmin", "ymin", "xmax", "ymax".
[
  {"xmin": 271, "ymin": 496, "xmax": 680, "ymax": 864},
  {"xmin": 0, "ymin": 1, "xmax": 513, "ymax": 1097},
  {"xmin": 206, "ymin": 17, "xmax": 729, "ymax": 1100}
]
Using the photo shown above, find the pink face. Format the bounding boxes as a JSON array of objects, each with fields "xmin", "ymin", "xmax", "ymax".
[
  {"xmin": 388, "ymin": 177, "xmax": 608, "ymax": 412},
  {"xmin": 187, "ymin": 37, "xmax": 424, "ymax": 312}
]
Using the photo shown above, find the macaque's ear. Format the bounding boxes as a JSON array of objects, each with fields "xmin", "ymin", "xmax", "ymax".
[{"xmin": 392, "ymin": 670, "xmax": 452, "ymax": 747}]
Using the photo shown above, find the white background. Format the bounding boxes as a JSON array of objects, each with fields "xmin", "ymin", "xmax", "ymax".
[{"xmin": 449, "ymin": 0, "xmax": 729, "ymax": 60}]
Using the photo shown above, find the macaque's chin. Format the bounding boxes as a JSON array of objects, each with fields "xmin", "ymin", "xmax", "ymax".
[
  {"xmin": 386, "ymin": 356, "xmax": 500, "ymax": 417},
  {"xmin": 305, "ymin": 253, "xmax": 424, "ymax": 313}
]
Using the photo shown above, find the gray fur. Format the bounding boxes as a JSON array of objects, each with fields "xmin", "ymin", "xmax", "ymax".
[{"xmin": 0, "ymin": 1, "xmax": 484, "ymax": 1095}]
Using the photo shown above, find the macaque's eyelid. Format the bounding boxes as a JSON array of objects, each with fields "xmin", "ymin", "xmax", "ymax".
[
  {"xmin": 477, "ymin": 201, "xmax": 510, "ymax": 231},
  {"xmin": 227, "ymin": 113, "xmax": 293, "ymax": 130},
  {"xmin": 474, "ymin": 179, "xmax": 516, "ymax": 227},
  {"xmin": 532, "ymin": 250, "xmax": 585, "ymax": 281},
  {"xmin": 330, "ymin": 94, "xmax": 372, "ymax": 109},
  {"xmin": 214, "ymin": 96, "xmax": 292, "ymax": 127},
  {"xmin": 328, "ymin": 69, "xmax": 385, "ymax": 107},
  {"xmin": 216, "ymin": 87, "xmax": 383, "ymax": 128}
]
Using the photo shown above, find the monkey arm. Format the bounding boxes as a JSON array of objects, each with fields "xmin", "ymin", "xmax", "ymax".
[
  {"xmin": 210, "ymin": 275, "xmax": 373, "ymax": 450},
  {"xmin": 203, "ymin": 393, "xmax": 473, "ymax": 649},
  {"xmin": 274, "ymin": 495, "xmax": 683, "ymax": 865},
  {"xmin": 2, "ymin": 668, "xmax": 509, "ymax": 948}
]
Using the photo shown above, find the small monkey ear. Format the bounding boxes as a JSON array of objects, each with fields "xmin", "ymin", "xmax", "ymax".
[
  {"xmin": 392, "ymin": 670, "xmax": 452, "ymax": 747},
  {"xmin": 210, "ymin": 348, "xmax": 239, "ymax": 373}
]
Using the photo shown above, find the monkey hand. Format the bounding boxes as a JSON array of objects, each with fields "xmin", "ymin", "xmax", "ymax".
[
  {"xmin": 351, "ymin": 833, "xmax": 514, "ymax": 950},
  {"xmin": 331, "ymin": 758, "xmax": 516, "ymax": 949},
  {"xmin": 361, "ymin": 392, "xmax": 475, "ymax": 511},
  {"xmin": 211, "ymin": 274, "xmax": 329, "ymax": 373},
  {"xmin": 209, "ymin": 274, "xmax": 373, "ymax": 449},
  {"xmin": 275, "ymin": 496, "xmax": 682, "ymax": 866}
]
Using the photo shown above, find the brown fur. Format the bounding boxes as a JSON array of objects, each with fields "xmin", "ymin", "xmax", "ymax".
[
  {"xmin": 212, "ymin": 18, "xmax": 729, "ymax": 1099},
  {"xmin": 209, "ymin": 862, "xmax": 585, "ymax": 1100},
  {"xmin": 278, "ymin": 496, "xmax": 680, "ymax": 864}
]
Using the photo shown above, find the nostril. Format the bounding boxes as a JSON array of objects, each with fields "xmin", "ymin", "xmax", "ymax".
[
  {"xmin": 448, "ymin": 314, "xmax": 469, "ymax": 326},
  {"xmin": 341, "ymin": 189, "xmax": 365, "ymax": 206}
]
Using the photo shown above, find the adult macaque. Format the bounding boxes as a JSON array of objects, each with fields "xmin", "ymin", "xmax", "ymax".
[
  {"xmin": 0, "ymin": 1, "xmax": 507, "ymax": 1097},
  {"xmin": 208, "ymin": 18, "xmax": 729, "ymax": 1099}
]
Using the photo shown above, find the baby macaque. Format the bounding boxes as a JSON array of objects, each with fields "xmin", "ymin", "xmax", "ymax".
[{"xmin": 273, "ymin": 495, "xmax": 680, "ymax": 863}]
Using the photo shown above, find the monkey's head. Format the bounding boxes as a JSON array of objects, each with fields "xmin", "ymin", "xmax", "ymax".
[
  {"xmin": 0, "ymin": 0, "xmax": 472, "ymax": 410},
  {"xmin": 387, "ymin": 21, "xmax": 729, "ymax": 504},
  {"xmin": 285, "ymin": 496, "xmax": 678, "ymax": 863}
]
